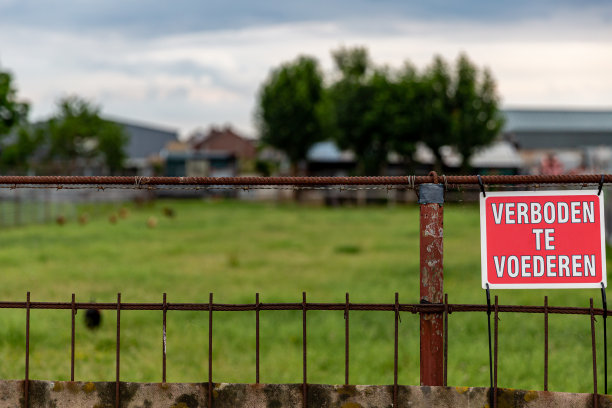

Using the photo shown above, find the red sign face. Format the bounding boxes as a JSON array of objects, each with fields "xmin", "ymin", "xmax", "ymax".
[{"xmin": 480, "ymin": 191, "xmax": 606, "ymax": 289}]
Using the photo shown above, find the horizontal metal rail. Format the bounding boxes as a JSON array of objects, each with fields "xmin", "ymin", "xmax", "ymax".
[
  {"xmin": 6, "ymin": 293, "xmax": 608, "ymax": 408},
  {"xmin": 0, "ymin": 300, "xmax": 607, "ymax": 315},
  {"xmin": 0, "ymin": 174, "xmax": 608, "ymax": 187}
]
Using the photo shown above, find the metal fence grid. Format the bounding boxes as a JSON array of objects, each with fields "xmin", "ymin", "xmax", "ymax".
[
  {"xmin": 2, "ymin": 292, "xmax": 608, "ymax": 408},
  {"xmin": 1, "ymin": 173, "xmax": 611, "ymax": 408}
]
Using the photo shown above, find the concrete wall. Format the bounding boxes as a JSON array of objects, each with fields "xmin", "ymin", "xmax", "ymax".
[{"xmin": 1, "ymin": 380, "xmax": 612, "ymax": 407}]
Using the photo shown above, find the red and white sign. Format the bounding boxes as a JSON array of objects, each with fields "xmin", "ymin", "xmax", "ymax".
[{"xmin": 481, "ymin": 190, "xmax": 606, "ymax": 289}]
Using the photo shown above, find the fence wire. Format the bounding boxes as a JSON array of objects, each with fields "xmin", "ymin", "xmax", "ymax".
[
  {"xmin": 2, "ymin": 292, "xmax": 609, "ymax": 408},
  {"xmin": 0, "ymin": 174, "xmax": 609, "ymax": 408}
]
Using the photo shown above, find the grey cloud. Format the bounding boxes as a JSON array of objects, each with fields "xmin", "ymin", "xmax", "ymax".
[
  {"xmin": 1, "ymin": 0, "xmax": 611, "ymax": 37},
  {"xmin": 80, "ymin": 57, "xmax": 248, "ymax": 97}
]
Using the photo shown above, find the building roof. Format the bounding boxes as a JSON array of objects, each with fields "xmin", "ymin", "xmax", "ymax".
[
  {"xmin": 414, "ymin": 141, "xmax": 523, "ymax": 168},
  {"xmin": 504, "ymin": 109, "xmax": 612, "ymax": 132},
  {"xmin": 307, "ymin": 141, "xmax": 354, "ymax": 162},
  {"xmin": 164, "ymin": 150, "xmax": 235, "ymax": 160},
  {"xmin": 502, "ymin": 109, "xmax": 612, "ymax": 149},
  {"xmin": 189, "ymin": 125, "xmax": 257, "ymax": 160},
  {"xmin": 109, "ymin": 118, "xmax": 179, "ymax": 160}
]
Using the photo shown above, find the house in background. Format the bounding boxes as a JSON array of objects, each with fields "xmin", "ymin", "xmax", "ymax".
[
  {"xmin": 0, "ymin": 117, "xmax": 178, "ymax": 176},
  {"xmin": 305, "ymin": 139, "xmax": 524, "ymax": 177},
  {"xmin": 162, "ymin": 148, "xmax": 237, "ymax": 178},
  {"xmin": 158, "ymin": 125, "xmax": 255, "ymax": 179},
  {"xmin": 306, "ymin": 109, "xmax": 612, "ymax": 177},
  {"xmin": 503, "ymin": 109, "xmax": 612, "ymax": 174},
  {"xmin": 188, "ymin": 126, "xmax": 256, "ymax": 172},
  {"xmin": 160, "ymin": 133, "xmax": 239, "ymax": 197}
]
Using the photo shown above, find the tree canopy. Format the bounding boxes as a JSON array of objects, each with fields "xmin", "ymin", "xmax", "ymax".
[
  {"xmin": 45, "ymin": 96, "xmax": 128, "ymax": 174},
  {"xmin": 0, "ymin": 66, "xmax": 129, "ymax": 175},
  {"xmin": 325, "ymin": 47, "xmax": 387, "ymax": 175},
  {"xmin": 0, "ymin": 67, "xmax": 34, "ymax": 172},
  {"xmin": 256, "ymin": 55, "xmax": 324, "ymax": 174},
  {"xmin": 257, "ymin": 48, "xmax": 505, "ymax": 175},
  {"xmin": 0, "ymin": 69, "xmax": 29, "ymax": 138},
  {"xmin": 326, "ymin": 48, "xmax": 425, "ymax": 174},
  {"xmin": 450, "ymin": 53, "xmax": 505, "ymax": 172}
]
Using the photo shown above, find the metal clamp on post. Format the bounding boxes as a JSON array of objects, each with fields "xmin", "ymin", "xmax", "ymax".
[
  {"xmin": 418, "ymin": 182, "xmax": 445, "ymax": 205},
  {"xmin": 599, "ymin": 174, "xmax": 605, "ymax": 196}
]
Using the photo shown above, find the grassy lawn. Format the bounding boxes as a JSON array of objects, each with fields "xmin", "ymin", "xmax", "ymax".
[{"xmin": 0, "ymin": 198, "xmax": 608, "ymax": 393}]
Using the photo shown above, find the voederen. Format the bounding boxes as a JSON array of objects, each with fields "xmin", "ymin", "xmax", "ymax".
[{"xmin": 493, "ymin": 254, "xmax": 596, "ymax": 278}]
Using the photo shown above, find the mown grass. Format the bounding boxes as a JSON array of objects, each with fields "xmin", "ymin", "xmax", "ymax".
[{"xmin": 0, "ymin": 199, "xmax": 608, "ymax": 393}]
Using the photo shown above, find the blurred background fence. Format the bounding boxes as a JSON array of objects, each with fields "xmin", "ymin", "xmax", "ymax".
[{"xmin": 0, "ymin": 187, "xmax": 150, "ymax": 228}]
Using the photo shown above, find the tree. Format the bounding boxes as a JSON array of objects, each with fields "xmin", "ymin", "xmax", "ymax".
[
  {"xmin": 414, "ymin": 54, "xmax": 505, "ymax": 173},
  {"xmin": 325, "ymin": 47, "xmax": 426, "ymax": 175},
  {"xmin": 46, "ymin": 96, "xmax": 128, "ymax": 174},
  {"xmin": 257, "ymin": 55, "xmax": 324, "ymax": 174},
  {"xmin": 387, "ymin": 63, "xmax": 422, "ymax": 172},
  {"xmin": 0, "ymin": 67, "xmax": 36, "ymax": 173},
  {"xmin": 418, "ymin": 56, "xmax": 454, "ymax": 173},
  {"xmin": 326, "ymin": 47, "xmax": 395, "ymax": 175},
  {"xmin": 451, "ymin": 53, "xmax": 505, "ymax": 173},
  {"xmin": 0, "ymin": 68, "xmax": 29, "ymax": 139},
  {"xmin": 0, "ymin": 126, "xmax": 44, "ymax": 173}
]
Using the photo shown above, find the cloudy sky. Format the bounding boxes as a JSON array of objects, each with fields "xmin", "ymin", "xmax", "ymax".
[{"xmin": 0, "ymin": 1, "xmax": 611, "ymax": 138}]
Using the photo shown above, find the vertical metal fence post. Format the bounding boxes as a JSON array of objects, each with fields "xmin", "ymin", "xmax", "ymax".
[
  {"xmin": 208, "ymin": 293, "xmax": 213, "ymax": 408},
  {"xmin": 494, "ymin": 296, "xmax": 499, "ymax": 408},
  {"xmin": 601, "ymin": 282, "xmax": 608, "ymax": 395},
  {"xmin": 162, "ymin": 293, "xmax": 167, "ymax": 384},
  {"xmin": 393, "ymin": 293, "xmax": 399, "ymax": 407},
  {"xmin": 24, "ymin": 292, "xmax": 30, "ymax": 408},
  {"xmin": 344, "ymin": 293, "xmax": 349, "ymax": 386},
  {"xmin": 418, "ymin": 178, "xmax": 444, "ymax": 385},
  {"xmin": 544, "ymin": 296, "xmax": 548, "ymax": 391},
  {"xmin": 255, "ymin": 293, "xmax": 260, "ymax": 384},
  {"xmin": 302, "ymin": 292, "xmax": 308, "ymax": 408},
  {"xmin": 71, "ymin": 294, "xmax": 76, "ymax": 382},
  {"xmin": 590, "ymin": 298, "xmax": 598, "ymax": 406},
  {"xmin": 116, "ymin": 293, "xmax": 121, "ymax": 408},
  {"xmin": 443, "ymin": 293, "xmax": 449, "ymax": 387}
]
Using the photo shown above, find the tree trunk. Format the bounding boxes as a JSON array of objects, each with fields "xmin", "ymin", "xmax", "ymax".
[{"xmin": 459, "ymin": 150, "xmax": 472, "ymax": 175}]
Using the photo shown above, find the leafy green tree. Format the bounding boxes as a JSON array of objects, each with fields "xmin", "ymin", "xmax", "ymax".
[
  {"xmin": 0, "ymin": 68, "xmax": 29, "ymax": 139},
  {"xmin": 326, "ymin": 47, "xmax": 393, "ymax": 175},
  {"xmin": 46, "ymin": 96, "xmax": 128, "ymax": 174},
  {"xmin": 418, "ymin": 56, "xmax": 454, "ymax": 173},
  {"xmin": 386, "ymin": 63, "xmax": 422, "ymax": 172},
  {"xmin": 257, "ymin": 55, "xmax": 324, "ymax": 174},
  {"xmin": 451, "ymin": 53, "xmax": 505, "ymax": 172},
  {"xmin": 414, "ymin": 54, "xmax": 504, "ymax": 173},
  {"xmin": 0, "ymin": 67, "xmax": 36, "ymax": 173},
  {"xmin": 257, "ymin": 48, "xmax": 504, "ymax": 177},
  {"xmin": 0, "ymin": 127, "xmax": 44, "ymax": 173},
  {"xmin": 326, "ymin": 48, "xmax": 424, "ymax": 175}
]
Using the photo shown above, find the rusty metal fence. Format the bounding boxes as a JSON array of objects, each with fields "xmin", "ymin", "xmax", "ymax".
[
  {"xmin": 0, "ymin": 173, "xmax": 611, "ymax": 408},
  {"xmin": 2, "ymin": 293, "xmax": 609, "ymax": 408}
]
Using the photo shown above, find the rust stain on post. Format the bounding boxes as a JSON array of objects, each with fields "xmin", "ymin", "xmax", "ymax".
[{"xmin": 419, "ymin": 181, "xmax": 444, "ymax": 386}]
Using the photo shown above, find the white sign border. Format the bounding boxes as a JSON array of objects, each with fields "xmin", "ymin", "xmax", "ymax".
[{"xmin": 480, "ymin": 190, "xmax": 607, "ymax": 289}]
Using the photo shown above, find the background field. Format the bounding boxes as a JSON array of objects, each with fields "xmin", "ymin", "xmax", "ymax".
[{"xmin": 0, "ymin": 198, "xmax": 608, "ymax": 393}]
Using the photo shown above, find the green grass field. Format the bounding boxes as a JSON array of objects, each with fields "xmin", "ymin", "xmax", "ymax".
[{"xmin": 0, "ymin": 199, "xmax": 608, "ymax": 393}]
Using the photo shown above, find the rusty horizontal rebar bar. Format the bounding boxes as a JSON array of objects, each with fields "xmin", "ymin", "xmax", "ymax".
[
  {"xmin": 0, "ymin": 174, "xmax": 608, "ymax": 187},
  {"xmin": 0, "ymin": 300, "xmax": 607, "ymax": 316}
]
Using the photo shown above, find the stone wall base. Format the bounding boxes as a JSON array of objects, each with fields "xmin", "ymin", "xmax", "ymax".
[{"xmin": 0, "ymin": 380, "xmax": 611, "ymax": 407}]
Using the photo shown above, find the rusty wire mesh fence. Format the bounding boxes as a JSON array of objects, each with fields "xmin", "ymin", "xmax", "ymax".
[
  {"xmin": 0, "ymin": 174, "xmax": 611, "ymax": 408},
  {"xmin": 1, "ymin": 292, "xmax": 609, "ymax": 408}
]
